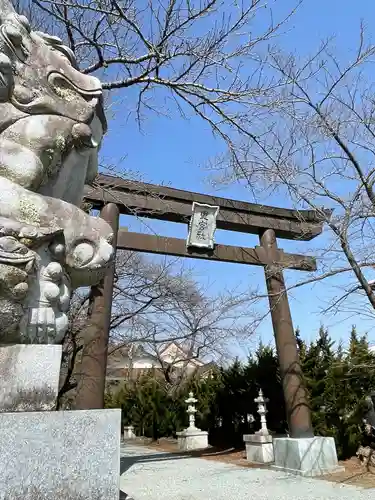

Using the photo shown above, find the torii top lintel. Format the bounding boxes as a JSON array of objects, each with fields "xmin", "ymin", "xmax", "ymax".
[{"xmin": 84, "ymin": 174, "xmax": 332, "ymax": 241}]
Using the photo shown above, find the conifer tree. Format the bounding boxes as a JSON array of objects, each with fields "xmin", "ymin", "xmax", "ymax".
[
  {"xmin": 295, "ymin": 327, "xmax": 306, "ymax": 360},
  {"xmin": 249, "ymin": 343, "xmax": 286, "ymax": 433},
  {"xmin": 313, "ymin": 325, "xmax": 375, "ymax": 457},
  {"xmin": 299, "ymin": 326, "xmax": 335, "ymax": 435}
]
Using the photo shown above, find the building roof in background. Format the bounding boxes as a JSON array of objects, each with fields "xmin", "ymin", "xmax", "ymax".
[{"xmin": 106, "ymin": 340, "xmax": 214, "ymax": 381}]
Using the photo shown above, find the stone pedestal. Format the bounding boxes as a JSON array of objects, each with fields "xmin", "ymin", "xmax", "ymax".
[
  {"xmin": 243, "ymin": 433, "xmax": 274, "ymax": 464},
  {"xmin": 177, "ymin": 426, "xmax": 209, "ymax": 451},
  {"xmin": 124, "ymin": 425, "xmax": 136, "ymax": 440},
  {"xmin": 0, "ymin": 344, "xmax": 62, "ymax": 411},
  {"xmin": 0, "ymin": 344, "xmax": 122, "ymax": 498},
  {"xmin": 272, "ymin": 436, "xmax": 344, "ymax": 476},
  {"xmin": 0, "ymin": 408, "xmax": 121, "ymax": 499}
]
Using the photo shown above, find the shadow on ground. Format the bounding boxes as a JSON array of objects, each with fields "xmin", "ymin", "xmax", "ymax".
[
  {"xmin": 135, "ymin": 443, "xmax": 275, "ymax": 470},
  {"xmin": 119, "ymin": 444, "xmax": 272, "ymax": 476},
  {"xmin": 119, "ymin": 442, "xmax": 272, "ymax": 498},
  {"xmin": 120, "ymin": 451, "xmax": 191, "ymax": 474},
  {"xmin": 119, "ymin": 448, "xmax": 242, "ymax": 500},
  {"xmin": 119, "ymin": 491, "xmax": 132, "ymax": 499},
  {"xmin": 120, "ymin": 443, "xmax": 256, "ymax": 474},
  {"xmin": 120, "ymin": 448, "xmax": 191, "ymax": 499}
]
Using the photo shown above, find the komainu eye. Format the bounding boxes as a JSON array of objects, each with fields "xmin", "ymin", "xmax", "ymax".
[
  {"xmin": 17, "ymin": 15, "xmax": 31, "ymax": 33},
  {"xmin": 4, "ymin": 25, "xmax": 23, "ymax": 47}
]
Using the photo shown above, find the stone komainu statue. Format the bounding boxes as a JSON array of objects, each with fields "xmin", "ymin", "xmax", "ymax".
[{"xmin": 0, "ymin": 0, "xmax": 114, "ymax": 344}]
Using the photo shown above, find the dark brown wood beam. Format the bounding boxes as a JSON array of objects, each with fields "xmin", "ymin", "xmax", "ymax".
[
  {"xmin": 94, "ymin": 174, "xmax": 330, "ymax": 223},
  {"xmin": 86, "ymin": 186, "xmax": 324, "ymax": 241},
  {"xmin": 85, "ymin": 182, "xmax": 330, "ymax": 241},
  {"xmin": 116, "ymin": 230, "xmax": 317, "ymax": 271}
]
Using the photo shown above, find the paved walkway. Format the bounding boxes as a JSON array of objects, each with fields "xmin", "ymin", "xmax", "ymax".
[{"xmin": 119, "ymin": 443, "xmax": 375, "ymax": 500}]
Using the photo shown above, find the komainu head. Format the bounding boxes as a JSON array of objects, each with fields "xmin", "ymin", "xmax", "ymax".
[{"xmin": 0, "ymin": 0, "xmax": 106, "ymax": 133}]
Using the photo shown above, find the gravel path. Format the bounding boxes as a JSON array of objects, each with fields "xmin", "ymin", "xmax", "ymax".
[{"xmin": 119, "ymin": 443, "xmax": 374, "ymax": 500}]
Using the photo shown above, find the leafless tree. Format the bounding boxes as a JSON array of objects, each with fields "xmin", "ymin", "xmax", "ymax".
[
  {"xmin": 58, "ymin": 249, "xmax": 259, "ymax": 406},
  {"xmin": 107, "ymin": 263, "xmax": 258, "ymax": 392},
  {"xmin": 21, "ymin": 0, "xmax": 375, "ymax": 317},
  {"xmin": 209, "ymin": 27, "xmax": 375, "ymax": 319},
  {"xmin": 111, "ymin": 251, "xmax": 255, "ymax": 347},
  {"xmin": 17, "ymin": 0, "xmax": 300, "ymax": 132},
  {"xmin": 14, "ymin": 0, "xmax": 340, "ymax": 403},
  {"xmin": 19, "ymin": 1, "xmax": 375, "ymax": 326}
]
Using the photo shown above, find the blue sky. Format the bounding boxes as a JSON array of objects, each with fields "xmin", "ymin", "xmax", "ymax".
[{"xmin": 99, "ymin": 0, "xmax": 375, "ymax": 354}]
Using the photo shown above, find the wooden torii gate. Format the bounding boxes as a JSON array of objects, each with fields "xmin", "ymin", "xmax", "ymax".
[{"xmin": 75, "ymin": 174, "xmax": 331, "ymax": 439}]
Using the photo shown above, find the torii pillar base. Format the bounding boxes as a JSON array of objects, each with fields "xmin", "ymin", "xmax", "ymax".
[{"xmin": 272, "ymin": 436, "xmax": 344, "ymax": 477}]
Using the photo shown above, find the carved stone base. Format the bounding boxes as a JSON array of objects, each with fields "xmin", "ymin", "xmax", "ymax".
[
  {"xmin": 0, "ymin": 344, "xmax": 62, "ymax": 412},
  {"xmin": 0, "ymin": 409, "xmax": 121, "ymax": 499}
]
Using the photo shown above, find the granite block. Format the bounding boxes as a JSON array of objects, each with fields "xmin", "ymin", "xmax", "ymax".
[
  {"xmin": 243, "ymin": 433, "xmax": 274, "ymax": 463},
  {"xmin": 272, "ymin": 436, "xmax": 344, "ymax": 476},
  {"xmin": 0, "ymin": 408, "xmax": 121, "ymax": 499},
  {"xmin": 176, "ymin": 427, "xmax": 209, "ymax": 451},
  {"xmin": 0, "ymin": 344, "xmax": 62, "ymax": 411}
]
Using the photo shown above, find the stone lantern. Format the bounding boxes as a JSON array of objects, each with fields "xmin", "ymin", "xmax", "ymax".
[
  {"xmin": 243, "ymin": 388, "xmax": 274, "ymax": 464},
  {"xmin": 176, "ymin": 391, "xmax": 209, "ymax": 451}
]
